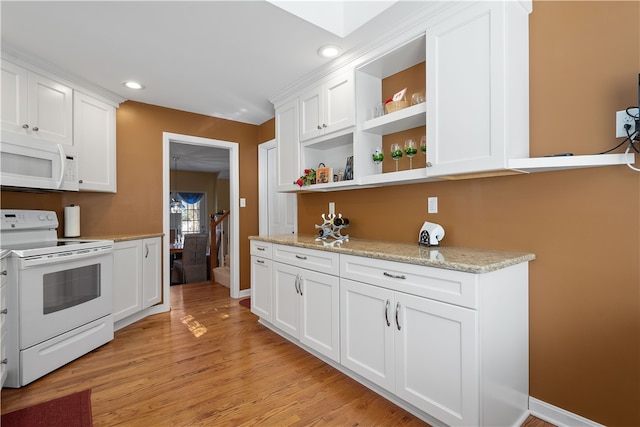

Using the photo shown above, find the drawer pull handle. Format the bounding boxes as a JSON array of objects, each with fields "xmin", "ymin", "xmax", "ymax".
[
  {"xmin": 256, "ymin": 259, "xmax": 264, "ymax": 264},
  {"xmin": 295, "ymin": 255, "xmax": 307, "ymax": 260},
  {"xmin": 383, "ymin": 272, "xmax": 406, "ymax": 280},
  {"xmin": 0, "ymin": 308, "xmax": 7, "ymax": 314},
  {"xmin": 384, "ymin": 299, "xmax": 390, "ymax": 327},
  {"xmin": 395, "ymin": 302, "xmax": 402, "ymax": 331},
  {"xmin": 257, "ymin": 247, "xmax": 265, "ymax": 251}
]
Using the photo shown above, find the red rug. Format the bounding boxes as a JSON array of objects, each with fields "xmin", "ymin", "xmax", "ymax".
[
  {"xmin": 239, "ymin": 298, "xmax": 250, "ymax": 309},
  {"xmin": 1, "ymin": 389, "xmax": 93, "ymax": 427}
]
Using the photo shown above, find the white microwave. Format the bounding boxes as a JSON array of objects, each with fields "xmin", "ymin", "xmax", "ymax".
[{"xmin": 0, "ymin": 131, "xmax": 79, "ymax": 191}]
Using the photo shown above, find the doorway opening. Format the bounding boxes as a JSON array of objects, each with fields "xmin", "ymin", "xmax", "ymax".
[{"xmin": 162, "ymin": 132, "xmax": 241, "ymax": 303}]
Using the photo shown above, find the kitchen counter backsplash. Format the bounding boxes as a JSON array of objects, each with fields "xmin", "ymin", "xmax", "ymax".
[{"xmin": 250, "ymin": 234, "xmax": 535, "ymax": 274}]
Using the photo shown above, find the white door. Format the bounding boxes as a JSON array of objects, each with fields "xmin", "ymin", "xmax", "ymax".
[
  {"xmin": 299, "ymin": 269, "xmax": 340, "ymax": 362},
  {"xmin": 340, "ymin": 278, "xmax": 395, "ymax": 392},
  {"xmin": 395, "ymin": 292, "xmax": 478, "ymax": 426},
  {"xmin": 259, "ymin": 139, "xmax": 296, "ymax": 235},
  {"xmin": 271, "ymin": 261, "xmax": 300, "ymax": 338}
]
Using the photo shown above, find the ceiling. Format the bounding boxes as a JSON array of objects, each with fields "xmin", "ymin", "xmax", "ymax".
[{"xmin": 1, "ymin": 1, "xmax": 431, "ymax": 175}]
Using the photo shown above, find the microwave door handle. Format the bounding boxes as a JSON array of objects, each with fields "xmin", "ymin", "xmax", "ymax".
[{"xmin": 56, "ymin": 144, "xmax": 65, "ymax": 188}]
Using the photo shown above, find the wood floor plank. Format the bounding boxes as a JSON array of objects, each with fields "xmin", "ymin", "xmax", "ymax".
[{"xmin": 1, "ymin": 282, "xmax": 555, "ymax": 427}]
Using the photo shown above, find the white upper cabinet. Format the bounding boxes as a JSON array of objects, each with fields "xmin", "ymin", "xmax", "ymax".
[
  {"xmin": 74, "ymin": 91, "xmax": 117, "ymax": 192},
  {"xmin": 275, "ymin": 97, "xmax": 300, "ymax": 191},
  {"xmin": 425, "ymin": 1, "xmax": 529, "ymax": 177},
  {"xmin": 1, "ymin": 60, "xmax": 73, "ymax": 146},
  {"xmin": 300, "ymin": 71, "xmax": 355, "ymax": 142}
]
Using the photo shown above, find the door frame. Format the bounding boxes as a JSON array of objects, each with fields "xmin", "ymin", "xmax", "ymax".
[{"xmin": 162, "ymin": 132, "xmax": 241, "ymax": 299}]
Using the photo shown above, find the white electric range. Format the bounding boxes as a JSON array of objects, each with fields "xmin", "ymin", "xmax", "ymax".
[{"xmin": 0, "ymin": 209, "xmax": 114, "ymax": 387}]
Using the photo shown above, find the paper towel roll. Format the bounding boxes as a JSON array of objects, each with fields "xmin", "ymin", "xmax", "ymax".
[{"xmin": 64, "ymin": 205, "xmax": 80, "ymax": 237}]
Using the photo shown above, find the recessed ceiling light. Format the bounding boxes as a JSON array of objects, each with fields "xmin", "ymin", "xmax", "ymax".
[
  {"xmin": 123, "ymin": 81, "xmax": 145, "ymax": 90},
  {"xmin": 318, "ymin": 45, "xmax": 341, "ymax": 58}
]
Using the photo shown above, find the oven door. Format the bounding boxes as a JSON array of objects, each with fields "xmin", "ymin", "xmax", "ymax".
[{"xmin": 16, "ymin": 248, "xmax": 113, "ymax": 349}]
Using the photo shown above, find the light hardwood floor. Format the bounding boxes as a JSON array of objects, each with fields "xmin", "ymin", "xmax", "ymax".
[{"xmin": 1, "ymin": 282, "xmax": 554, "ymax": 426}]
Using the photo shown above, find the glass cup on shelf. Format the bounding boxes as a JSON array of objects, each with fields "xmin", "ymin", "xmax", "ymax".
[
  {"xmin": 404, "ymin": 139, "xmax": 417, "ymax": 169},
  {"xmin": 372, "ymin": 147, "xmax": 384, "ymax": 174},
  {"xmin": 390, "ymin": 143, "xmax": 403, "ymax": 172},
  {"xmin": 420, "ymin": 136, "xmax": 427, "ymax": 165}
]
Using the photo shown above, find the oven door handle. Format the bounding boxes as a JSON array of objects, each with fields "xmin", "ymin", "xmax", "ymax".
[{"xmin": 19, "ymin": 246, "xmax": 113, "ymax": 268}]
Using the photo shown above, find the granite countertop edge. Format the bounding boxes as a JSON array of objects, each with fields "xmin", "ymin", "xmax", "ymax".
[
  {"xmin": 249, "ymin": 234, "xmax": 535, "ymax": 274},
  {"xmin": 75, "ymin": 233, "xmax": 164, "ymax": 243}
]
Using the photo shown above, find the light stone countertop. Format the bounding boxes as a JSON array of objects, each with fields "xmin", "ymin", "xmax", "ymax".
[
  {"xmin": 249, "ymin": 234, "xmax": 535, "ymax": 274},
  {"xmin": 72, "ymin": 233, "xmax": 164, "ymax": 243}
]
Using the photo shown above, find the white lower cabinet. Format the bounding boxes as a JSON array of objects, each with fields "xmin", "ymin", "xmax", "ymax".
[
  {"xmin": 341, "ymin": 278, "xmax": 478, "ymax": 426},
  {"xmin": 250, "ymin": 240, "xmax": 273, "ymax": 321},
  {"xmin": 0, "ymin": 253, "xmax": 8, "ymax": 389},
  {"xmin": 250, "ymin": 240, "xmax": 529, "ymax": 426},
  {"xmin": 113, "ymin": 237, "xmax": 161, "ymax": 322},
  {"xmin": 272, "ymin": 260, "xmax": 340, "ymax": 362},
  {"xmin": 270, "ymin": 244, "xmax": 340, "ymax": 362}
]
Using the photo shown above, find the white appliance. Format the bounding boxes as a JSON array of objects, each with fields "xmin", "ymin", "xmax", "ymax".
[
  {"xmin": 0, "ymin": 131, "xmax": 79, "ymax": 191},
  {"xmin": 0, "ymin": 209, "xmax": 113, "ymax": 387}
]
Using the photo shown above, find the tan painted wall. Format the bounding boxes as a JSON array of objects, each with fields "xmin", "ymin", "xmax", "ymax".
[
  {"xmin": 0, "ymin": 1, "xmax": 638, "ymax": 425},
  {"xmin": 297, "ymin": 2, "xmax": 640, "ymax": 425},
  {"xmin": 1, "ymin": 101, "xmax": 261, "ymax": 292}
]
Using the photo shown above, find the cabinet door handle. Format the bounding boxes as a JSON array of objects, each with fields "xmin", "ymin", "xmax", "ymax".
[
  {"xmin": 32, "ymin": 126, "xmax": 39, "ymax": 132},
  {"xmin": 317, "ymin": 125, "xmax": 322, "ymax": 130},
  {"xmin": 0, "ymin": 308, "xmax": 7, "ymax": 314},
  {"xmin": 0, "ymin": 270, "xmax": 7, "ymax": 276},
  {"xmin": 294, "ymin": 274, "xmax": 300, "ymax": 295},
  {"xmin": 295, "ymin": 255, "xmax": 307, "ymax": 260},
  {"xmin": 322, "ymin": 123, "xmax": 327, "ymax": 128},
  {"xmin": 384, "ymin": 299, "xmax": 390, "ymax": 327},
  {"xmin": 426, "ymin": 162, "xmax": 432, "ymax": 167},
  {"xmin": 145, "ymin": 244, "xmax": 149, "ymax": 258},
  {"xmin": 0, "ymin": 359, "xmax": 7, "ymax": 364},
  {"xmin": 299, "ymin": 277, "xmax": 303, "ymax": 296},
  {"xmin": 22, "ymin": 124, "xmax": 29, "ymax": 129},
  {"xmin": 383, "ymin": 271, "xmax": 406, "ymax": 280},
  {"xmin": 395, "ymin": 302, "xmax": 401, "ymax": 331}
]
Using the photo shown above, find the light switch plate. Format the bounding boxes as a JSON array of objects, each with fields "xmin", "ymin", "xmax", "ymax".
[
  {"xmin": 240, "ymin": 198, "xmax": 246, "ymax": 208},
  {"xmin": 428, "ymin": 197, "xmax": 438, "ymax": 214}
]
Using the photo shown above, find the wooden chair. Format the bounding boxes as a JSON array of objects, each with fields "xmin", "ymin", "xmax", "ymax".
[{"xmin": 171, "ymin": 233, "xmax": 209, "ymax": 284}]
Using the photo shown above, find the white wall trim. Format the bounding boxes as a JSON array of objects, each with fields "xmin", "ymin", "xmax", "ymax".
[
  {"xmin": 163, "ymin": 132, "xmax": 241, "ymax": 299},
  {"xmin": 257, "ymin": 139, "xmax": 275, "ymax": 236},
  {"xmin": 529, "ymin": 397, "xmax": 605, "ymax": 427}
]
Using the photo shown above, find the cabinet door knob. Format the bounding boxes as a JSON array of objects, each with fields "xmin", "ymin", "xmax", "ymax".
[
  {"xmin": 0, "ymin": 308, "xmax": 7, "ymax": 314},
  {"xmin": 317, "ymin": 125, "xmax": 322, "ymax": 130},
  {"xmin": 22, "ymin": 124, "xmax": 29, "ymax": 129},
  {"xmin": 426, "ymin": 162, "xmax": 432, "ymax": 167},
  {"xmin": 1, "ymin": 358, "xmax": 7, "ymax": 364},
  {"xmin": 32, "ymin": 126, "xmax": 39, "ymax": 131},
  {"xmin": 395, "ymin": 302, "xmax": 401, "ymax": 331},
  {"xmin": 322, "ymin": 123, "xmax": 327, "ymax": 128},
  {"xmin": 0, "ymin": 270, "xmax": 7, "ymax": 275}
]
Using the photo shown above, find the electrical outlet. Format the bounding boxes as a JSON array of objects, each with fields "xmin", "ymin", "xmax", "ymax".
[
  {"xmin": 616, "ymin": 108, "xmax": 639, "ymax": 138},
  {"xmin": 428, "ymin": 197, "xmax": 438, "ymax": 214},
  {"xmin": 329, "ymin": 202, "xmax": 335, "ymax": 216}
]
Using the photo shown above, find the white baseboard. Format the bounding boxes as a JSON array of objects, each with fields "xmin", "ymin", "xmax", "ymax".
[{"xmin": 529, "ymin": 397, "xmax": 605, "ymax": 427}]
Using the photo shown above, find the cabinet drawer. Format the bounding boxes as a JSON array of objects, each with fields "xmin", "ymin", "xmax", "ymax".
[
  {"xmin": 250, "ymin": 240, "xmax": 273, "ymax": 258},
  {"xmin": 273, "ymin": 244, "xmax": 339, "ymax": 276},
  {"xmin": 340, "ymin": 254, "xmax": 478, "ymax": 309}
]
